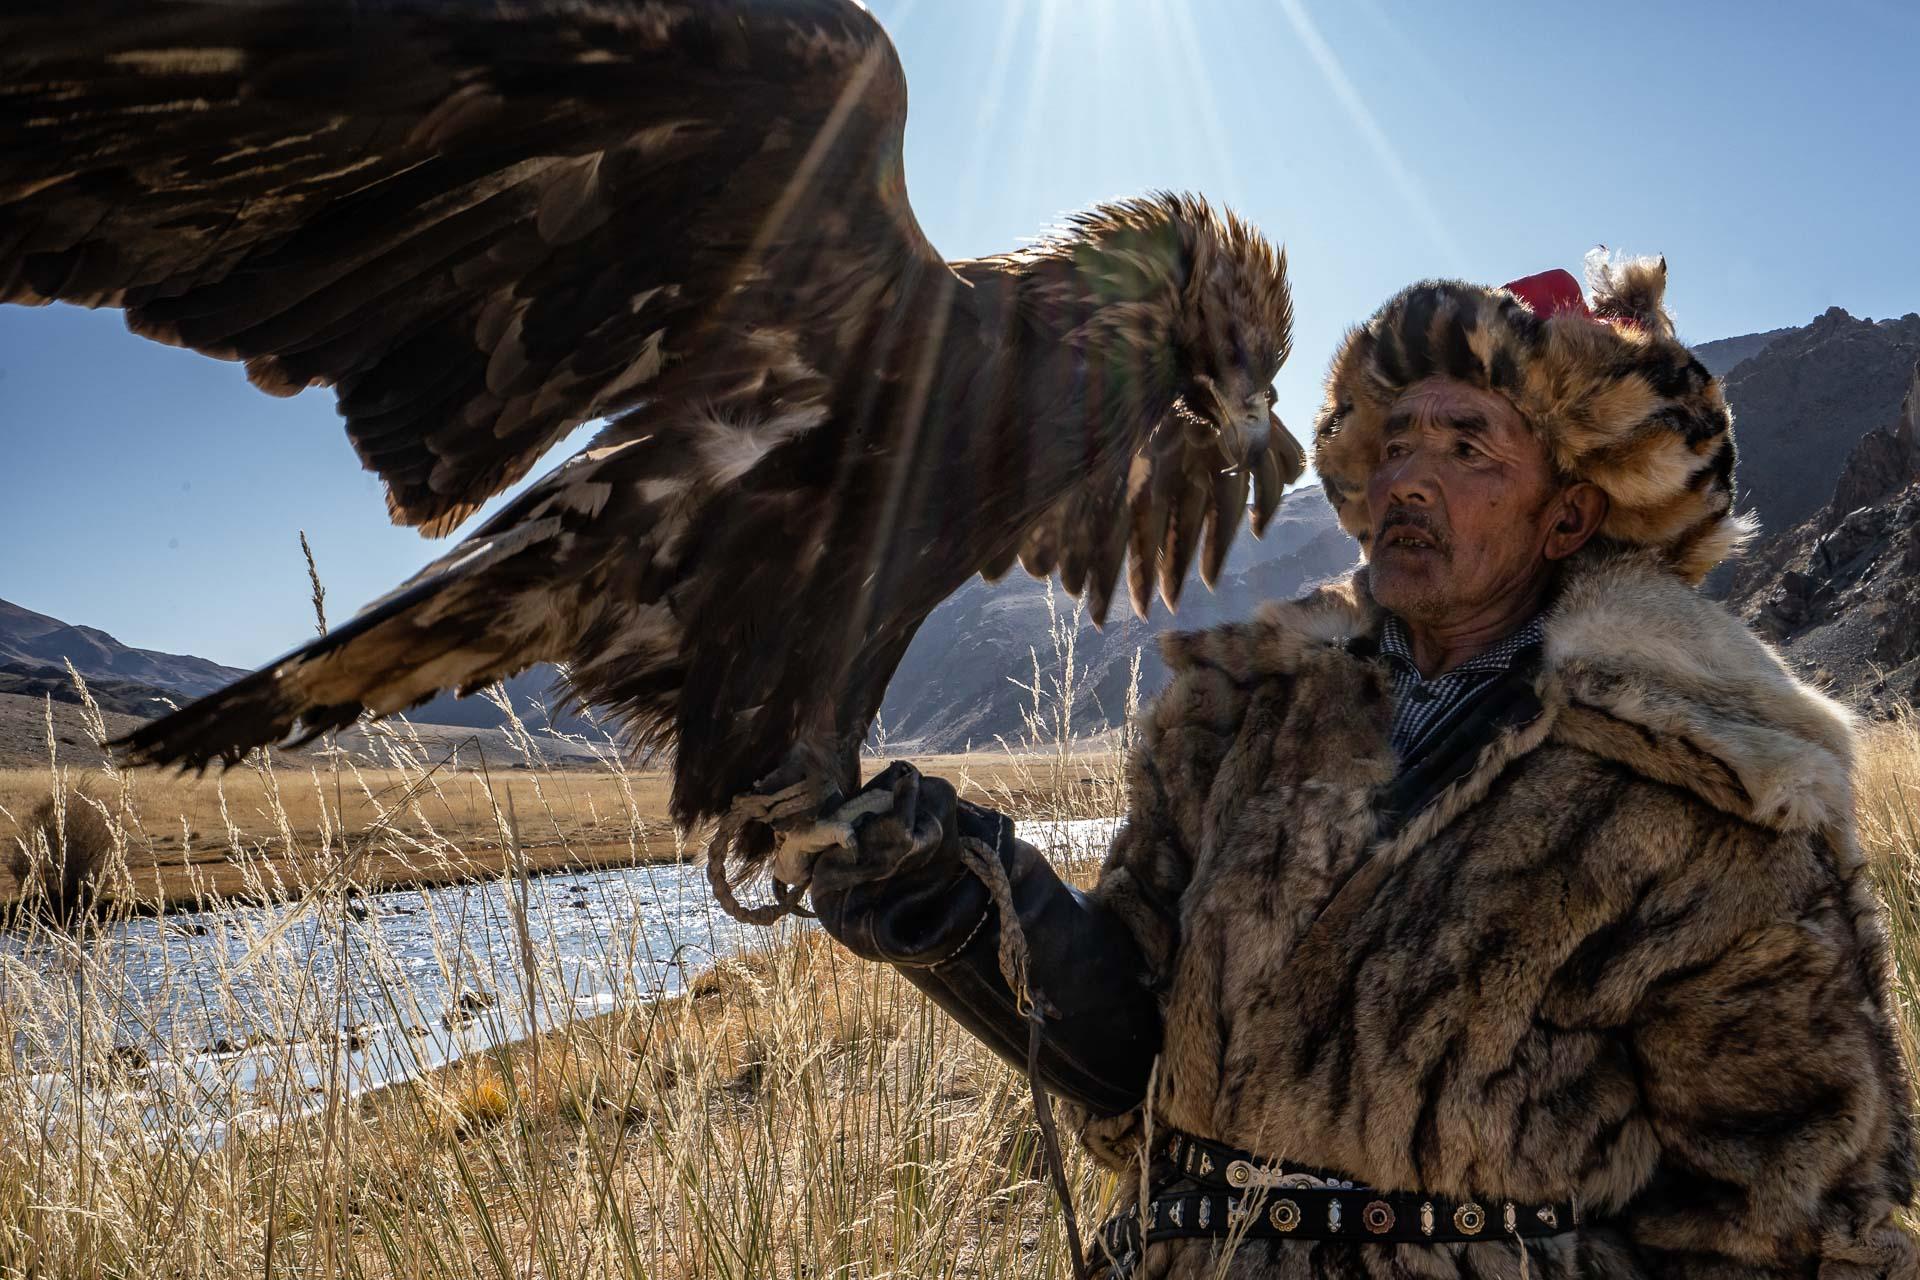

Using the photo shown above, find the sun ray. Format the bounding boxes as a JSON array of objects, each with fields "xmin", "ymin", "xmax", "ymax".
[
  {"xmin": 1156, "ymin": 0, "xmax": 1249, "ymax": 211},
  {"xmin": 1270, "ymin": 0, "xmax": 1468, "ymax": 272},
  {"xmin": 953, "ymin": 0, "xmax": 1027, "ymax": 246},
  {"xmin": 726, "ymin": 40, "xmax": 895, "ymax": 309},
  {"xmin": 1008, "ymin": 0, "xmax": 1062, "ymax": 211}
]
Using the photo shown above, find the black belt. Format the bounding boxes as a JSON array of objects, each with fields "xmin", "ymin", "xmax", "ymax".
[{"xmin": 1098, "ymin": 1132, "xmax": 1578, "ymax": 1270}]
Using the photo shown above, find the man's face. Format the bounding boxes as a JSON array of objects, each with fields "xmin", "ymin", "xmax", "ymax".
[{"xmin": 1363, "ymin": 377, "xmax": 1571, "ymax": 625}]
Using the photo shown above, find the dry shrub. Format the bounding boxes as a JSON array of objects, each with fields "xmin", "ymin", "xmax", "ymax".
[
  {"xmin": 7, "ymin": 778, "xmax": 115, "ymax": 925},
  {"xmin": 446, "ymin": 1063, "xmax": 512, "ymax": 1136},
  {"xmin": 1859, "ymin": 713, "xmax": 1920, "ymax": 1062}
]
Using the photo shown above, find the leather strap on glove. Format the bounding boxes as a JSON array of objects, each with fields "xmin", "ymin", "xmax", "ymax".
[{"xmin": 809, "ymin": 762, "xmax": 1162, "ymax": 1118}]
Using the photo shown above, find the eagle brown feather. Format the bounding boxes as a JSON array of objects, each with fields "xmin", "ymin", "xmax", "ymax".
[{"xmin": 1, "ymin": 0, "xmax": 1300, "ymax": 883}]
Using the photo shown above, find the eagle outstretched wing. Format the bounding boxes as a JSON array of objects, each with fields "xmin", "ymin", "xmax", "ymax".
[
  {"xmin": 1, "ymin": 0, "xmax": 938, "ymax": 534},
  {"xmin": 1, "ymin": 0, "xmax": 1300, "ymax": 850}
]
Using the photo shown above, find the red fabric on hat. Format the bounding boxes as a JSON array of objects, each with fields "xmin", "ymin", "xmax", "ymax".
[{"xmin": 1501, "ymin": 269, "xmax": 1591, "ymax": 320}]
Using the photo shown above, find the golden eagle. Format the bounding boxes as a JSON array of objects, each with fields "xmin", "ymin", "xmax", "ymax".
[{"xmin": 1, "ymin": 0, "xmax": 1299, "ymax": 896}]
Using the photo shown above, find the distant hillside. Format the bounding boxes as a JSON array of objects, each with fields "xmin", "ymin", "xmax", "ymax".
[
  {"xmin": 876, "ymin": 485, "xmax": 1358, "ymax": 752},
  {"xmin": 0, "ymin": 595, "xmax": 593, "ymax": 743},
  {"xmin": 0, "ymin": 659, "xmax": 180, "ymax": 718},
  {"xmin": 410, "ymin": 666, "xmax": 594, "ymax": 738},
  {"xmin": 1729, "ymin": 357, "xmax": 1920, "ymax": 712},
  {"xmin": 0, "ymin": 597, "xmax": 248, "ymax": 698},
  {"xmin": 1693, "ymin": 325, "xmax": 1797, "ymax": 378}
]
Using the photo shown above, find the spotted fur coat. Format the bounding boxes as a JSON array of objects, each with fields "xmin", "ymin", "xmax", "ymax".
[{"xmin": 1076, "ymin": 546, "xmax": 1918, "ymax": 1279}]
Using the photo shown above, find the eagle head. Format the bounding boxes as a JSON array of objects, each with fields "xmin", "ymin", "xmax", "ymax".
[{"xmin": 1170, "ymin": 196, "xmax": 1294, "ymax": 466}]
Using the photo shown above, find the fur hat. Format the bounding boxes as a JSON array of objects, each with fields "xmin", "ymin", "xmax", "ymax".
[{"xmin": 1311, "ymin": 255, "xmax": 1751, "ymax": 584}]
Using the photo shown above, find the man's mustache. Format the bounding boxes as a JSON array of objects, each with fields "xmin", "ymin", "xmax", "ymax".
[{"xmin": 1375, "ymin": 507, "xmax": 1451, "ymax": 555}]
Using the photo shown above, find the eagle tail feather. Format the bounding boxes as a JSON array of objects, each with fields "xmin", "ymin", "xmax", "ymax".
[{"xmin": 113, "ymin": 534, "xmax": 561, "ymax": 771}]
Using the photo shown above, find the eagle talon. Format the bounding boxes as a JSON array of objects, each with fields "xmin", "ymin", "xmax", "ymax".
[
  {"xmin": 760, "ymin": 781, "xmax": 832, "ymax": 826},
  {"xmin": 766, "ymin": 788, "xmax": 896, "ymax": 888}
]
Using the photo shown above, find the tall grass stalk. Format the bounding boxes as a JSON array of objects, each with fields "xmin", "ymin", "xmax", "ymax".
[
  {"xmin": 0, "ymin": 597, "xmax": 1134, "ymax": 1280},
  {"xmin": 1858, "ymin": 710, "xmax": 1920, "ymax": 1072}
]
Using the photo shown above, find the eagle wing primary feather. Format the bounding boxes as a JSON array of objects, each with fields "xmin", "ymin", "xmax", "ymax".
[
  {"xmin": 1006, "ymin": 405, "xmax": 1306, "ymax": 626},
  {"xmin": 0, "ymin": 0, "xmax": 938, "ymax": 534}
]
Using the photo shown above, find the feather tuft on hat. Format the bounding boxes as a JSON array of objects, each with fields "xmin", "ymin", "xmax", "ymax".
[{"xmin": 1585, "ymin": 248, "xmax": 1675, "ymax": 339}]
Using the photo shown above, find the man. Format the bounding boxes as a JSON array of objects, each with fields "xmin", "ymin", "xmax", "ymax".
[{"xmin": 810, "ymin": 260, "xmax": 1919, "ymax": 1278}]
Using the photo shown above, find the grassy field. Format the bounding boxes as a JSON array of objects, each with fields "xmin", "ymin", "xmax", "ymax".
[
  {"xmin": 0, "ymin": 645, "xmax": 1136, "ymax": 1280},
  {"xmin": 0, "ymin": 744, "xmax": 1119, "ymax": 912},
  {"xmin": 1, "ymin": 645, "xmax": 1915, "ymax": 1279}
]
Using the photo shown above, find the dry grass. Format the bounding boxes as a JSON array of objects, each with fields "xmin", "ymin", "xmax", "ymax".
[
  {"xmin": 0, "ymin": 587, "xmax": 1141, "ymax": 1280},
  {"xmin": 1856, "ymin": 711, "xmax": 1920, "ymax": 1073},
  {"xmin": 2, "ymin": 583, "xmax": 1915, "ymax": 1280},
  {"xmin": 0, "ymin": 760, "xmax": 689, "ymax": 911},
  {"xmin": 0, "ymin": 749, "xmax": 1114, "ymax": 913},
  {"xmin": 0, "ymin": 767, "xmax": 1124, "ymax": 1280},
  {"xmin": 323, "ymin": 925, "xmax": 1114, "ymax": 1279}
]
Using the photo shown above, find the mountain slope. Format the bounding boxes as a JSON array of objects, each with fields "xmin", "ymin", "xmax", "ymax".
[
  {"xmin": 1693, "ymin": 325, "xmax": 1797, "ymax": 378},
  {"xmin": 0, "ymin": 597, "xmax": 249, "ymax": 698},
  {"xmin": 1730, "ymin": 357, "xmax": 1920, "ymax": 711},
  {"xmin": 1718, "ymin": 308, "xmax": 1920, "ymax": 536},
  {"xmin": 0, "ymin": 596, "xmax": 591, "ymax": 738},
  {"xmin": 876, "ymin": 486, "xmax": 1358, "ymax": 751}
]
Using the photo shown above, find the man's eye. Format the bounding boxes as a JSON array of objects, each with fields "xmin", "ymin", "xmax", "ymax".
[
  {"xmin": 1264, "ymin": 386, "xmax": 1278, "ymax": 406},
  {"xmin": 1454, "ymin": 441, "xmax": 1481, "ymax": 459},
  {"xmin": 1384, "ymin": 441, "xmax": 1410, "ymax": 459}
]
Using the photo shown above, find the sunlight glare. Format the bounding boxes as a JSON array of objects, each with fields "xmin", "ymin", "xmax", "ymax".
[
  {"xmin": 1009, "ymin": 0, "xmax": 1062, "ymax": 211},
  {"xmin": 1154, "ymin": 0, "xmax": 1247, "ymax": 212},
  {"xmin": 1271, "ymin": 0, "xmax": 1467, "ymax": 272},
  {"xmin": 954, "ymin": 0, "xmax": 1028, "ymax": 246}
]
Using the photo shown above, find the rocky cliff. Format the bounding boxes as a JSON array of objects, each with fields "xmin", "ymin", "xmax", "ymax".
[
  {"xmin": 1718, "ymin": 308, "xmax": 1920, "ymax": 537},
  {"xmin": 1693, "ymin": 325, "xmax": 1797, "ymax": 378},
  {"xmin": 1731, "ymin": 360, "xmax": 1920, "ymax": 713}
]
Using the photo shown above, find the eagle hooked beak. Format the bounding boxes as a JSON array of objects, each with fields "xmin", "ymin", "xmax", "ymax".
[{"xmin": 1213, "ymin": 393, "xmax": 1273, "ymax": 467}]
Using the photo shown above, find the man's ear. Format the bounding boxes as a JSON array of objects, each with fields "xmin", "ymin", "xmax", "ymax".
[{"xmin": 1543, "ymin": 482, "xmax": 1610, "ymax": 561}]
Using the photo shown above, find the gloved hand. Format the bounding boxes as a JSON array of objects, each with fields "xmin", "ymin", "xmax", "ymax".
[
  {"xmin": 810, "ymin": 760, "xmax": 1163, "ymax": 1118},
  {"xmin": 810, "ymin": 761, "xmax": 1009, "ymax": 967},
  {"xmin": 810, "ymin": 767, "xmax": 1152, "ymax": 1113}
]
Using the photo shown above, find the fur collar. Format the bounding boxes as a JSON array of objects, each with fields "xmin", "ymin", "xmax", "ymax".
[
  {"xmin": 1544, "ymin": 548, "xmax": 1857, "ymax": 837},
  {"xmin": 1164, "ymin": 546, "xmax": 1857, "ymax": 838}
]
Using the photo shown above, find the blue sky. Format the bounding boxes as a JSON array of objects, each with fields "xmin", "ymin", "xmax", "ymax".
[{"xmin": 3, "ymin": 0, "xmax": 1917, "ymax": 668}]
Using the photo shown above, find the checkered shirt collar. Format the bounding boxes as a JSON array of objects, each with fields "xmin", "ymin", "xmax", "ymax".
[
  {"xmin": 1378, "ymin": 612, "xmax": 1547, "ymax": 678},
  {"xmin": 1376, "ymin": 610, "xmax": 1547, "ymax": 761}
]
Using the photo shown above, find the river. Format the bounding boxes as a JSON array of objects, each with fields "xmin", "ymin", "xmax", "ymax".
[{"xmin": 1, "ymin": 815, "xmax": 1119, "ymax": 1145}]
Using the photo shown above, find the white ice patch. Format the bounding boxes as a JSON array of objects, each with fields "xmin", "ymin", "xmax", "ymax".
[{"xmin": 1016, "ymin": 815, "xmax": 1122, "ymax": 861}]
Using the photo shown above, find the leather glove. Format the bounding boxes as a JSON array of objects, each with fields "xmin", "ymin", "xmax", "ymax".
[
  {"xmin": 810, "ymin": 761, "xmax": 1004, "ymax": 966},
  {"xmin": 811, "ymin": 761, "xmax": 1162, "ymax": 1117}
]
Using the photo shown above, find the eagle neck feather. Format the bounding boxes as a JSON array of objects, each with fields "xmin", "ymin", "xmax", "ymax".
[{"xmin": 1042, "ymin": 196, "xmax": 1194, "ymax": 360}]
